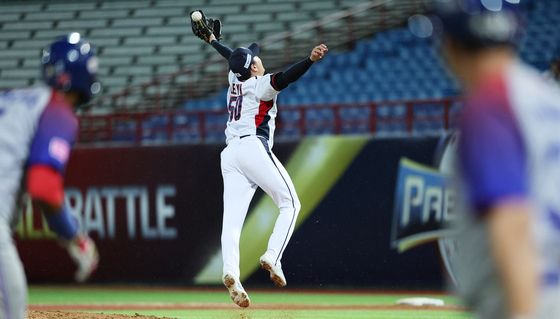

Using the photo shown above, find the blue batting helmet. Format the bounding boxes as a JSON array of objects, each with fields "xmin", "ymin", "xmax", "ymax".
[
  {"xmin": 41, "ymin": 32, "xmax": 100, "ymax": 104},
  {"xmin": 431, "ymin": 0, "xmax": 524, "ymax": 49}
]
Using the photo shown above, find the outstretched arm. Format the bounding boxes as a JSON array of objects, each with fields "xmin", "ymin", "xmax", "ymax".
[
  {"xmin": 487, "ymin": 203, "xmax": 537, "ymax": 318},
  {"xmin": 27, "ymin": 103, "xmax": 99, "ymax": 282},
  {"xmin": 271, "ymin": 44, "xmax": 328, "ymax": 91},
  {"xmin": 208, "ymin": 34, "xmax": 233, "ymax": 60}
]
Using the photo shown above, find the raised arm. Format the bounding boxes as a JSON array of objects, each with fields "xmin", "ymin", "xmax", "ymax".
[
  {"xmin": 208, "ymin": 34, "xmax": 233, "ymax": 60},
  {"xmin": 190, "ymin": 10, "xmax": 230, "ymax": 60},
  {"xmin": 271, "ymin": 44, "xmax": 328, "ymax": 91}
]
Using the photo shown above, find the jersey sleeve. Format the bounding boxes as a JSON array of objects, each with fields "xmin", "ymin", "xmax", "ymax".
[
  {"xmin": 255, "ymin": 73, "xmax": 279, "ymax": 101},
  {"xmin": 459, "ymin": 98, "xmax": 528, "ymax": 214},
  {"xmin": 27, "ymin": 103, "xmax": 77, "ymax": 174}
]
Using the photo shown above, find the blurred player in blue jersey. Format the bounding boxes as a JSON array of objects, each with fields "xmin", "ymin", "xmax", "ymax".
[
  {"xmin": 429, "ymin": 0, "xmax": 560, "ymax": 318},
  {"xmin": 0, "ymin": 33, "xmax": 100, "ymax": 319}
]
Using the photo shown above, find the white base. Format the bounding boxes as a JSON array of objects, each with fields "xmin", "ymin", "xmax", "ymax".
[{"xmin": 396, "ymin": 297, "xmax": 445, "ymax": 307}]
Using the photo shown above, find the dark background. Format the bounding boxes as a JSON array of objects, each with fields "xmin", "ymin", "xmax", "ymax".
[{"xmin": 18, "ymin": 136, "xmax": 446, "ymax": 288}]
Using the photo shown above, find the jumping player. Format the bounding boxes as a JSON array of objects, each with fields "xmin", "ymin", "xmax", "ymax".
[
  {"xmin": 199, "ymin": 32, "xmax": 326, "ymax": 307},
  {"xmin": 431, "ymin": 0, "xmax": 560, "ymax": 318},
  {"xmin": 0, "ymin": 33, "xmax": 100, "ymax": 319}
]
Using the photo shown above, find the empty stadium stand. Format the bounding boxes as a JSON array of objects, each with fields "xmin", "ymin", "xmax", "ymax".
[
  {"xmin": 0, "ymin": 0, "xmax": 420, "ymax": 100},
  {"xmin": 1, "ymin": 0, "xmax": 559, "ymax": 143},
  {"xmin": 182, "ymin": 0, "xmax": 559, "ymax": 136}
]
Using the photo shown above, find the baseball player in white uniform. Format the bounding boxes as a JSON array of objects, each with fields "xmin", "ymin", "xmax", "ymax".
[
  {"xmin": 0, "ymin": 33, "xmax": 99, "ymax": 319},
  {"xmin": 200, "ymin": 31, "xmax": 327, "ymax": 307},
  {"xmin": 431, "ymin": 0, "xmax": 560, "ymax": 318}
]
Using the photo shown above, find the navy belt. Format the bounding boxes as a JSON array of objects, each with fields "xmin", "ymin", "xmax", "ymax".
[{"xmin": 240, "ymin": 134, "xmax": 267, "ymax": 140}]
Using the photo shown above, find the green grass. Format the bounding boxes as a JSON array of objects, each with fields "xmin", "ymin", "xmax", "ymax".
[
  {"xmin": 28, "ymin": 286, "xmax": 472, "ymax": 319},
  {"xmin": 89, "ymin": 310, "xmax": 472, "ymax": 319}
]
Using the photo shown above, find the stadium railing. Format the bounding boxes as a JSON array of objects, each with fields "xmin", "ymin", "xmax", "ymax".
[{"xmin": 78, "ymin": 97, "xmax": 457, "ymax": 145}]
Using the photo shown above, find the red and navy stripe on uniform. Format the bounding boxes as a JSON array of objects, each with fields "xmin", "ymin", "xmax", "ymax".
[
  {"xmin": 458, "ymin": 73, "xmax": 527, "ymax": 214},
  {"xmin": 255, "ymin": 100, "xmax": 274, "ymax": 139}
]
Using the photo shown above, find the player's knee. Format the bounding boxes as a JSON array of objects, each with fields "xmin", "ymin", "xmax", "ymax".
[
  {"xmin": 279, "ymin": 196, "xmax": 301, "ymax": 215},
  {"xmin": 293, "ymin": 197, "xmax": 301, "ymax": 214},
  {"xmin": 276, "ymin": 190, "xmax": 300, "ymax": 211}
]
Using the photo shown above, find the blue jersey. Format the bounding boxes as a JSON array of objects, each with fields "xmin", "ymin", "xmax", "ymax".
[{"xmin": 0, "ymin": 86, "xmax": 77, "ymax": 225}]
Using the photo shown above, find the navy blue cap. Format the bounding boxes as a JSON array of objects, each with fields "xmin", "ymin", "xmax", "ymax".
[
  {"xmin": 228, "ymin": 43, "xmax": 260, "ymax": 81},
  {"xmin": 432, "ymin": 0, "xmax": 524, "ymax": 48},
  {"xmin": 41, "ymin": 32, "xmax": 100, "ymax": 104},
  {"xmin": 409, "ymin": 0, "xmax": 524, "ymax": 50}
]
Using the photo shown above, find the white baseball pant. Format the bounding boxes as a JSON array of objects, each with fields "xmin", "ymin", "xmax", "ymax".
[
  {"xmin": 0, "ymin": 217, "xmax": 27, "ymax": 319},
  {"xmin": 220, "ymin": 135, "xmax": 301, "ymax": 279}
]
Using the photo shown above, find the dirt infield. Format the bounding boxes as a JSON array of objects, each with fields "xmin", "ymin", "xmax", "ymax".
[
  {"xmin": 28, "ymin": 311, "xmax": 171, "ymax": 319},
  {"xmin": 27, "ymin": 303, "xmax": 467, "ymax": 318}
]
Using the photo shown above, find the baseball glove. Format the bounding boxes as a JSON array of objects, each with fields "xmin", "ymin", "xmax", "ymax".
[{"xmin": 190, "ymin": 10, "xmax": 222, "ymax": 42}]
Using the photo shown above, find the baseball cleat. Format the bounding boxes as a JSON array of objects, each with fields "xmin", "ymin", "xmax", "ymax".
[
  {"xmin": 67, "ymin": 235, "xmax": 99, "ymax": 283},
  {"xmin": 260, "ymin": 255, "xmax": 287, "ymax": 287},
  {"xmin": 223, "ymin": 274, "xmax": 250, "ymax": 308}
]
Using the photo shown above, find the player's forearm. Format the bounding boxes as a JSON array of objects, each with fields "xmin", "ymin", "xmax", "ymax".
[
  {"xmin": 37, "ymin": 202, "xmax": 79, "ymax": 240},
  {"xmin": 210, "ymin": 39, "xmax": 233, "ymax": 60},
  {"xmin": 487, "ymin": 201, "xmax": 538, "ymax": 317},
  {"xmin": 271, "ymin": 58, "xmax": 314, "ymax": 90},
  {"xmin": 27, "ymin": 164, "xmax": 79, "ymax": 240}
]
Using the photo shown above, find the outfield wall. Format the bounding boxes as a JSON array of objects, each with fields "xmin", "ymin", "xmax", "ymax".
[{"xmin": 16, "ymin": 135, "xmax": 446, "ymax": 288}]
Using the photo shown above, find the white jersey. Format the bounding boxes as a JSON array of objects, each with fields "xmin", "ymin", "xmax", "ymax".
[
  {"xmin": 0, "ymin": 86, "xmax": 51, "ymax": 224},
  {"xmin": 455, "ymin": 62, "xmax": 560, "ymax": 318},
  {"xmin": 508, "ymin": 63, "xmax": 560, "ymax": 271},
  {"xmin": 225, "ymin": 71, "xmax": 279, "ymax": 147}
]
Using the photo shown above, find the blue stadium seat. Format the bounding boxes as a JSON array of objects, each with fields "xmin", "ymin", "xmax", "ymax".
[
  {"xmin": 140, "ymin": 115, "xmax": 170, "ymax": 142},
  {"xmin": 391, "ymin": 105, "xmax": 407, "ymax": 118},
  {"xmin": 111, "ymin": 119, "xmax": 137, "ymax": 142},
  {"xmin": 304, "ymin": 108, "xmax": 335, "ymax": 135},
  {"xmin": 172, "ymin": 114, "xmax": 201, "ymax": 143},
  {"xmin": 376, "ymin": 105, "xmax": 391, "ymax": 118},
  {"xmin": 298, "ymin": 94, "xmax": 314, "ymax": 106},
  {"xmin": 280, "ymin": 109, "xmax": 301, "ymax": 122},
  {"xmin": 279, "ymin": 95, "xmax": 299, "ymax": 106},
  {"xmin": 340, "ymin": 106, "xmax": 370, "ymax": 134},
  {"xmin": 202, "ymin": 114, "xmax": 227, "ymax": 143},
  {"xmin": 180, "ymin": 1, "xmax": 556, "ymax": 138}
]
